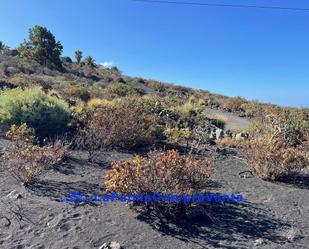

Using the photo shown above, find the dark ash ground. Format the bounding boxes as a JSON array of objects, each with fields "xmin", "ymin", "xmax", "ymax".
[{"xmin": 0, "ymin": 139, "xmax": 308, "ymax": 249}]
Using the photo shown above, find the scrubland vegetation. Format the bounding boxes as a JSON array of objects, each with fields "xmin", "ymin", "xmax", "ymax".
[
  {"xmin": 74, "ymin": 97, "xmax": 162, "ymax": 158},
  {"xmin": 105, "ymin": 150, "xmax": 213, "ymax": 215},
  {"xmin": 0, "ymin": 25, "xmax": 308, "ymax": 216},
  {"xmin": 242, "ymin": 107, "xmax": 309, "ymax": 180},
  {"xmin": 2, "ymin": 123, "xmax": 68, "ymax": 184}
]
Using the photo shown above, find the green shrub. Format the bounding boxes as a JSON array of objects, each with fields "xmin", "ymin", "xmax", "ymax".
[
  {"xmin": 0, "ymin": 88, "xmax": 70, "ymax": 138},
  {"xmin": 171, "ymin": 102, "xmax": 205, "ymax": 129},
  {"xmin": 61, "ymin": 83, "xmax": 91, "ymax": 102},
  {"xmin": 146, "ymin": 80, "xmax": 166, "ymax": 92},
  {"xmin": 108, "ymin": 83, "xmax": 145, "ymax": 97},
  {"xmin": 164, "ymin": 127, "xmax": 193, "ymax": 144}
]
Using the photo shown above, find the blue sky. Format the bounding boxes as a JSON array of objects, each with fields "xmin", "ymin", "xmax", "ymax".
[{"xmin": 0, "ymin": 0, "xmax": 308, "ymax": 107}]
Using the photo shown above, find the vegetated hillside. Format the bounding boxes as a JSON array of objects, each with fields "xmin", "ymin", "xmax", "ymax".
[
  {"xmin": 0, "ymin": 27, "xmax": 308, "ymax": 118},
  {"xmin": 1, "ymin": 52, "xmax": 306, "ymax": 117},
  {"xmin": 0, "ymin": 52, "xmax": 220, "ymax": 108},
  {"xmin": 1, "ymin": 31, "xmax": 308, "ymax": 179}
]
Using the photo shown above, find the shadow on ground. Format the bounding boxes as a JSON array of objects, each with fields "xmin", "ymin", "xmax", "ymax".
[
  {"xmin": 136, "ymin": 201, "xmax": 289, "ymax": 248},
  {"xmin": 25, "ymin": 179, "xmax": 103, "ymax": 199},
  {"xmin": 277, "ymin": 172, "xmax": 309, "ymax": 190}
]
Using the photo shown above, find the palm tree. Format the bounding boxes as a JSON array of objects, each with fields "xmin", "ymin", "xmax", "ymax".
[
  {"xmin": 84, "ymin": 56, "xmax": 96, "ymax": 68},
  {"xmin": 0, "ymin": 41, "xmax": 8, "ymax": 54},
  {"xmin": 75, "ymin": 50, "xmax": 83, "ymax": 63}
]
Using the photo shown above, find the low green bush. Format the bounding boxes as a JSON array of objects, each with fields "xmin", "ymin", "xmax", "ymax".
[
  {"xmin": 108, "ymin": 83, "xmax": 145, "ymax": 97},
  {"xmin": 0, "ymin": 88, "xmax": 70, "ymax": 138}
]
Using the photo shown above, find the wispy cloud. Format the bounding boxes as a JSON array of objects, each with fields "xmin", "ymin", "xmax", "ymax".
[{"xmin": 99, "ymin": 61, "xmax": 114, "ymax": 68}]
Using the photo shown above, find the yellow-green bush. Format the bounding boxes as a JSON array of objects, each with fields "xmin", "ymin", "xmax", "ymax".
[
  {"xmin": 61, "ymin": 83, "xmax": 91, "ymax": 102},
  {"xmin": 0, "ymin": 88, "xmax": 71, "ymax": 138},
  {"xmin": 146, "ymin": 81, "xmax": 166, "ymax": 92},
  {"xmin": 6, "ymin": 74, "xmax": 53, "ymax": 91},
  {"xmin": 164, "ymin": 128, "xmax": 192, "ymax": 144},
  {"xmin": 188, "ymin": 95, "xmax": 197, "ymax": 104},
  {"xmin": 107, "ymin": 83, "xmax": 145, "ymax": 97},
  {"xmin": 241, "ymin": 100, "xmax": 263, "ymax": 117},
  {"xmin": 249, "ymin": 107, "xmax": 309, "ymax": 147},
  {"xmin": 86, "ymin": 98, "xmax": 112, "ymax": 108},
  {"xmin": 174, "ymin": 102, "xmax": 203, "ymax": 118},
  {"xmin": 6, "ymin": 74, "xmax": 30, "ymax": 87},
  {"xmin": 172, "ymin": 102, "xmax": 205, "ymax": 128},
  {"xmin": 197, "ymin": 98, "xmax": 206, "ymax": 106}
]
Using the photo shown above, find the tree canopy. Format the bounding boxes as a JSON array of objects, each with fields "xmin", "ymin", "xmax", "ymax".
[{"xmin": 18, "ymin": 25, "xmax": 63, "ymax": 68}]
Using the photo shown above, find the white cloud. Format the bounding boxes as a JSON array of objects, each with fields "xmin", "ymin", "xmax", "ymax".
[{"xmin": 99, "ymin": 61, "xmax": 114, "ymax": 68}]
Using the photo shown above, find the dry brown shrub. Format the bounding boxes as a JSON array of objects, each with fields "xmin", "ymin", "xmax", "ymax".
[
  {"xmin": 243, "ymin": 107, "xmax": 309, "ymax": 181},
  {"xmin": 242, "ymin": 139, "xmax": 309, "ymax": 181},
  {"xmin": 146, "ymin": 81, "xmax": 166, "ymax": 92},
  {"xmin": 2, "ymin": 124, "xmax": 68, "ymax": 184},
  {"xmin": 224, "ymin": 96, "xmax": 246, "ymax": 112},
  {"xmin": 265, "ymin": 108, "xmax": 308, "ymax": 147},
  {"xmin": 105, "ymin": 150, "xmax": 213, "ymax": 213},
  {"xmin": 241, "ymin": 100, "xmax": 264, "ymax": 117},
  {"xmin": 75, "ymin": 98, "xmax": 162, "ymax": 156},
  {"xmin": 216, "ymin": 137, "xmax": 245, "ymax": 149}
]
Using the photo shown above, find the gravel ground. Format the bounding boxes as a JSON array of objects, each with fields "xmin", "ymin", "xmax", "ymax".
[{"xmin": 204, "ymin": 108, "xmax": 251, "ymax": 131}]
